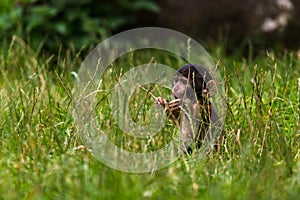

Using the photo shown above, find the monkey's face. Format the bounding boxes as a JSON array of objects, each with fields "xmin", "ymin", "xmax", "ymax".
[{"xmin": 172, "ymin": 75, "xmax": 196, "ymax": 101}]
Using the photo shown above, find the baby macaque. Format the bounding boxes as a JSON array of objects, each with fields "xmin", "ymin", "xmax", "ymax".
[{"xmin": 156, "ymin": 64, "xmax": 220, "ymax": 154}]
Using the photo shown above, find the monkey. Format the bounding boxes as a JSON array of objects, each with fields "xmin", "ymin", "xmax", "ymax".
[{"xmin": 155, "ymin": 64, "xmax": 221, "ymax": 154}]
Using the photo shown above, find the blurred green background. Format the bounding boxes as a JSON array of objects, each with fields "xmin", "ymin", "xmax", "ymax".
[
  {"xmin": 1, "ymin": 1, "xmax": 300, "ymax": 199},
  {"xmin": 1, "ymin": 0, "xmax": 299, "ymax": 54}
]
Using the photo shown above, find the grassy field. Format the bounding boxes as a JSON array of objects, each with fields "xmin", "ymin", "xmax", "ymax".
[{"xmin": 0, "ymin": 36, "xmax": 300, "ymax": 199}]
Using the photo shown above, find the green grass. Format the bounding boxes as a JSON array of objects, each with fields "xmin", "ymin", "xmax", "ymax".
[{"xmin": 1, "ymin": 36, "xmax": 300, "ymax": 199}]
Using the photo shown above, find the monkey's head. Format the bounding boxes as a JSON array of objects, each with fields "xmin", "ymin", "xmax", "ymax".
[{"xmin": 172, "ymin": 64, "xmax": 216, "ymax": 102}]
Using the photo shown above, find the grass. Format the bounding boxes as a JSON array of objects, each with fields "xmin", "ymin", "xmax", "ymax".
[{"xmin": 0, "ymin": 36, "xmax": 300, "ymax": 199}]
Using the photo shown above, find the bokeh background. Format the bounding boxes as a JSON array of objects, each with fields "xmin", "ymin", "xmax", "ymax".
[
  {"xmin": 1, "ymin": 1, "xmax": 300, "ymax": 199},
  {"xmin": 1, "ymin": 0, "xmax": 299, "ymax": 54}
]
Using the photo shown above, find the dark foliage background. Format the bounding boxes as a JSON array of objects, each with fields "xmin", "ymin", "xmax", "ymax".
[
  {"xmin": 1, "ymin": 0, "xmax": 299, "ymax": 55},
  {"xmin": 0, "ymin": 0, "xmax": 159, "ymax": 52}
]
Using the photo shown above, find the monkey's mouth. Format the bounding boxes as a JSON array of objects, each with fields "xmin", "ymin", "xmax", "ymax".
[{"xmin": 173, "ymin": 93, "xmax": 183, "ymax": 99}]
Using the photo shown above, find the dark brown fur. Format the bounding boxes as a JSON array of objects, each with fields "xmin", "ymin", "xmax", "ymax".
[{"xmin": 156, "ymin": 64, "xmax": 220, "ymax": 153}]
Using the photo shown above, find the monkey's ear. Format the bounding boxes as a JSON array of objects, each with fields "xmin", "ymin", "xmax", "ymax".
[{"xmin": 204, "ymin": 80, "xmax": 217, "ymax": 97}]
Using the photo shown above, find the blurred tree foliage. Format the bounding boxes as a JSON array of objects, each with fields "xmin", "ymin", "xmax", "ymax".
[{"xmin": 0, "ymin": 0, "xmax": 159, "ymax": 52}]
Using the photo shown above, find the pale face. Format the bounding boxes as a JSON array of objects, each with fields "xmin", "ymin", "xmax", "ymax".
[{"xmin": 172, "ymin": 75, "xmax": 196, "ymax": 101}]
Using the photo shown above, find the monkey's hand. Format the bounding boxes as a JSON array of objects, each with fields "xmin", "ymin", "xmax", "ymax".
[
  {"xmin": 155, "ymin": 97, "xmax": 169, "ymax": 109},
  {"xmin": 168, "ymin": 99, "xmax": 182, "ymax": 111},
  {"xmin": 155, "ymin": 97, "xmax": 181, "ymax": 124},
  {"xmin": 155, "ymin": 97, "xmax": 182, "ymax": 109},
  {"xmin": 167, "ymin": 99, "xmax": 181, "ymax": 122}
]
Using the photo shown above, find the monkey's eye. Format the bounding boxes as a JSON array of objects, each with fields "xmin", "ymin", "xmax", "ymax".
[
  {"xmin": 174, "ymin": 77, "xmax": 178, "ymax": 83},
  {"xmin": 181, "ymin": 79, "xmax": 188, "ymax": 85}
]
